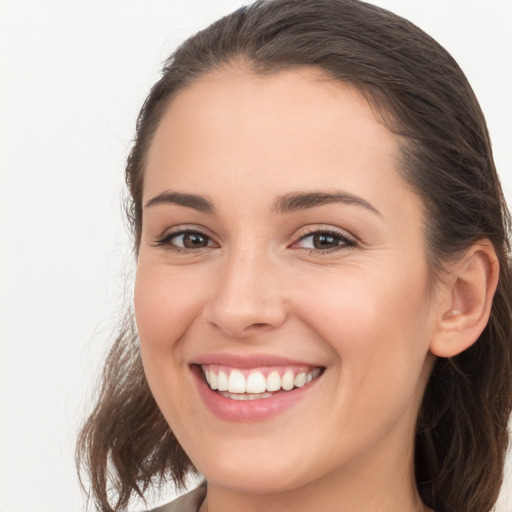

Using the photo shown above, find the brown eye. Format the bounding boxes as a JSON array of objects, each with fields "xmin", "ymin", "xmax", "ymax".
[
  {"xmin": 296, "ymin": 230, "xmax": 357, "ymax": 252},
  {"xmin": 311, "ymin": 233, "xmax": 340, "ymax": 250},
  {"xmin": 154, "ymin": 230, "xmax": 215, "ymax": 251},
  {"xmin": 181, "ymin": 232, "xmax": 209, "ymax": 248}
]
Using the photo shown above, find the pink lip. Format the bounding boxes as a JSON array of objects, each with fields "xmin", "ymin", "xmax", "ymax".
[
  {"xmin": 191, "ymin": 362, "xmax": 323, "ymax": 422},
  {"xmin": 193, "ymin": 352, "xmax": 320, "ymax": 368}
]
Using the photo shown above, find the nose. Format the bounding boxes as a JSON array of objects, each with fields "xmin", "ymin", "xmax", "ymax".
[{"xmin": 203, "ymin": 247, "xmax": 288, "ymax": 338}]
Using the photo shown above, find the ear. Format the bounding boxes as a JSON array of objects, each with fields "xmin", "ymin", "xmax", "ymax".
[{"xmin": 430, "ymin": 240, "xmax": 499, "ymax": 358}]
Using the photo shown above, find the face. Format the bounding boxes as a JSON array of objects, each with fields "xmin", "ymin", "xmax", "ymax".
[{"xmin": 134, "ymin": 67, "xmax": 438, "ymax": 496}]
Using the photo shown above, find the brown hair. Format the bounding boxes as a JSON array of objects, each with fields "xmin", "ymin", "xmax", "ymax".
[{"xmin": 76, "ymin": 1, "xmax": 512, "ymax": 511}]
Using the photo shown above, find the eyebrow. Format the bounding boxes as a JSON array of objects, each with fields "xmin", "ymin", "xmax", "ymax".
[
  {"xmin": 144, "ymin": 191, "xmax": 216, "ymax": 213},
  {"xmin": 271, "ymin": 191, "xmax": 381, "ymax": 216},
  {"xmin": 144, "ymin": 190, "xmax": 380, "ymax": 216}
]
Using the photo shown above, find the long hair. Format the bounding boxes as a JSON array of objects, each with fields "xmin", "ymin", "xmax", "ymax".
[{"xmin": 77, "ymin": 1, "xmax": 512, "ymax": 511}]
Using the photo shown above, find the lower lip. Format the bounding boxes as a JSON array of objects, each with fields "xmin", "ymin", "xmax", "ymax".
[{"xmin": 192, "ymin": 366, "xmax": 321, "ymax": 422}]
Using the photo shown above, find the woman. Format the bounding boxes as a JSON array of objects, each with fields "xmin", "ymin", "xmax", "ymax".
[{"xmin": 76, "ymin": 1, "xmax": 512, "ymax": 511}]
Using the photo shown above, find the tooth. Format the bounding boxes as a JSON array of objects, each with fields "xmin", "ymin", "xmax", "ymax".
[
  {"xmin": 210, "ymin": 367, "xmax": 321, "ymax": 395},
  {"xmin": 247, "ymin": 392, "xmax": 272, "ymax": 400},
  {"xmin": 266, "ymin": 371, "xmax": 281, "ymax": 392},
  {"xmin": 282, "ymin": 370, "xmax": 294, "ymax": 391},
  {"xmin": 228, "ymin": 370, "xmax": 246, "ymax": 393},
  {"xmin": 209, "ymin": 369, "xmax": 218, "ymax": 390},
  {"xmin": 217, "ymin": 370, "xmax": 228, "ymax": 391},
  {"xmin": 220, "ymin": 391, "xmax": 273, "ymax": 401},
  {"xmin": 246, "ymin": 371, "xmax": 266, "ymax": 394},
  {"xmin": 294, "ymin": 372, "xmax": 306, "ymax": 388}
]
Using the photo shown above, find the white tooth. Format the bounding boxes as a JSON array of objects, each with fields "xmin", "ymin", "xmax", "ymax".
[
  {"xmin": 248, "ymin": 393, "xmax": 272, "ymax": 400},
  {"xmin": 266, "ymin": 371, "xmax": 281, "ymax": 392},
  {"xmin": 228, "ymin": 370, "xmax": 246, "ymax": 393},
  {"xmin": 217, "ymin": 371, "xmax": 228, "ymax": 391},
  {"xmin": 220, "ymin": 391, "xmax": 273, "ymax": 400},
  {"xmin": 294, "ymin": 372, "xmax": 307, "ymax": 388},
  {"xmin": 209, "ymin": 369, "xmax": 218, "ymax": 390},
  {"xmin": 282, "ymin": 370, "xmax": 294, "ymax": 391},
  {"xmin": 312, "ymin": 368, "xmax": 321, "ymax": 378},
  {"xmin": 204, "ymin": 368, "xmax": 211, "ymax": 385},
  {"xmin": 306, "ymin": 371, "xmax": 314, "ymax": 383},
  {"xmin": 246, "ymin": 371, "xmax": 267, "ymax": 394}
]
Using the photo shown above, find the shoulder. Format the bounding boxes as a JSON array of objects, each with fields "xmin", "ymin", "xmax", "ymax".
[{"xmin": 148, "ymin": 482, "xmax": 207, "ymax": 512}]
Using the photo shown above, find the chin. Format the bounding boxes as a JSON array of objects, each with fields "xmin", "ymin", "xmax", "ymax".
[
  {"xmin": 202, "ymin": 464, "xmax": 306, "ymax": 495},
  {"xmin": 189, "ymin": 438, "xmax": 324, "ymax": 495}
]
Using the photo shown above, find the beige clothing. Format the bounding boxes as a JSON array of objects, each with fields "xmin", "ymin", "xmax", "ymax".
[{"xmin": 149, "ymin": 483, "xmax": 207, "ymax": 512}]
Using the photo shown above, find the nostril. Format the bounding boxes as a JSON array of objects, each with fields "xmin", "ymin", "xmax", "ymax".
[{"xmin": 247, "ymin": 323, "xmax": 271, "ymax": 330}]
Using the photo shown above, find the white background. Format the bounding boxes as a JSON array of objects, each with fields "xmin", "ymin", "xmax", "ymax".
[{"xmin": 0, "ymin": 1, "xmax": 511, "ymax": 511}]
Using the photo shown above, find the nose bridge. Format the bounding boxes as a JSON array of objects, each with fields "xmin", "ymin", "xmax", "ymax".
[{"xmin": 206, "ymin": 237, "xmax": 287, "ymax": 336}]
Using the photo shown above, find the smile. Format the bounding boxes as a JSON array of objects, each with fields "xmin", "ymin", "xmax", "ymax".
[{"xmin": 200, "ymin": 364, "xmax": 323, "ymax": 400}]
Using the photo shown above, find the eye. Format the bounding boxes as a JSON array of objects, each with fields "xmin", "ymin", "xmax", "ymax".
[
  {"xmin": 295, "ymin": 229, "xmax": 357, "ymax": 253},
  {"xmin": 154, "ymin": 229, "xmax": 217, "ymax": 252},
  {"xmin": 173, "ymin": 232, "xmax": 210, "ymax": 249}
]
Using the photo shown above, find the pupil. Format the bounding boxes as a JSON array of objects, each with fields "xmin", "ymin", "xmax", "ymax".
[
  {"xmin": 313, "ymin": 233, "xmax": 338, "ymax": 249},
  {"xmin": 183, "ymin": 233, "xmax": 207, "ymax": 248}
]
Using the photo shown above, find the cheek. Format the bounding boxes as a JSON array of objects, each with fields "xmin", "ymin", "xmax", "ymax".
[
  {"xmin": 133, "ymin": 263, "xmax": 205, "ymax": 428},
  {"xmin": 293, "ymin": 266, "xmax": 434, "ymax": 445},
  {"xmin": 134, "ymin": 263, "xmax": 204, "ymax": 353},
  {"xmin": 292, "ymin": 262, "xmax": 434, "ymax": 383}
]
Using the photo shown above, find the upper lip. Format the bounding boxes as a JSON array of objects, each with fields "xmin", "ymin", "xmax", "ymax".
[{"xmin": 192, "ymin": 353, "xmax": 324, "ymax": 369}]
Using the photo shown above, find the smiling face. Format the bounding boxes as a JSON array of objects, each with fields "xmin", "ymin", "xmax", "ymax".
[{"xmin": 134, "ymin": 67, "xmax": 439, "ymax": 507}]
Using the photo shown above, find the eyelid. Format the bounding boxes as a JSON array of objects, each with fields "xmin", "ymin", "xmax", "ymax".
[
  {"xmin": 291, "ymin": 225, "xmax": 358, "ymax": 252},
  {"xmin": 152, "ymin": 225, "xmax": 219, "ymax": 250},
  {"xmin": 151, "ymin": 224, "xmax": 358, "ymax": 254}
]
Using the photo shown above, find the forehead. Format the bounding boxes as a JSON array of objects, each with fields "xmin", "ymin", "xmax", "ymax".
[
  {"xmin": 143, "ymin": 66, "xmax": 418, "ymax": 224},
  {"xmin": 150, "ymin": 66, "xmax": 390, "ymax": 156}
]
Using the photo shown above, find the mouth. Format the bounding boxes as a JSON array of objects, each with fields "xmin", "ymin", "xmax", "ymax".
[{"xmin": 197, "ymin": 364, "xmax": 324, "ymax": 401}]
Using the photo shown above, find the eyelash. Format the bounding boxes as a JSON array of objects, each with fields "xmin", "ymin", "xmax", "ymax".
[
  {"xmin": 153, "ymin": 228, "xmax": 215, "ymax": 254},
  {"xmin": 153, "ymin": 227, "xmax": 358, "ymax": 255},
  {"xmin": 295, "ymin": 228, "xmax": 358, "ymax": 254}
]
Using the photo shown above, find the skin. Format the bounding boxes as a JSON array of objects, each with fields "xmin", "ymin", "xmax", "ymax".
[{"xmin": 134, "ymin": 67, "xmax": 442, "ymax": 512}]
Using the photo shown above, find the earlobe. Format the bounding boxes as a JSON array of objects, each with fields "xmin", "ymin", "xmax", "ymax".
[{"xmin": 430, "ymin": 240, "xmax": 499, "ymax": 358}]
